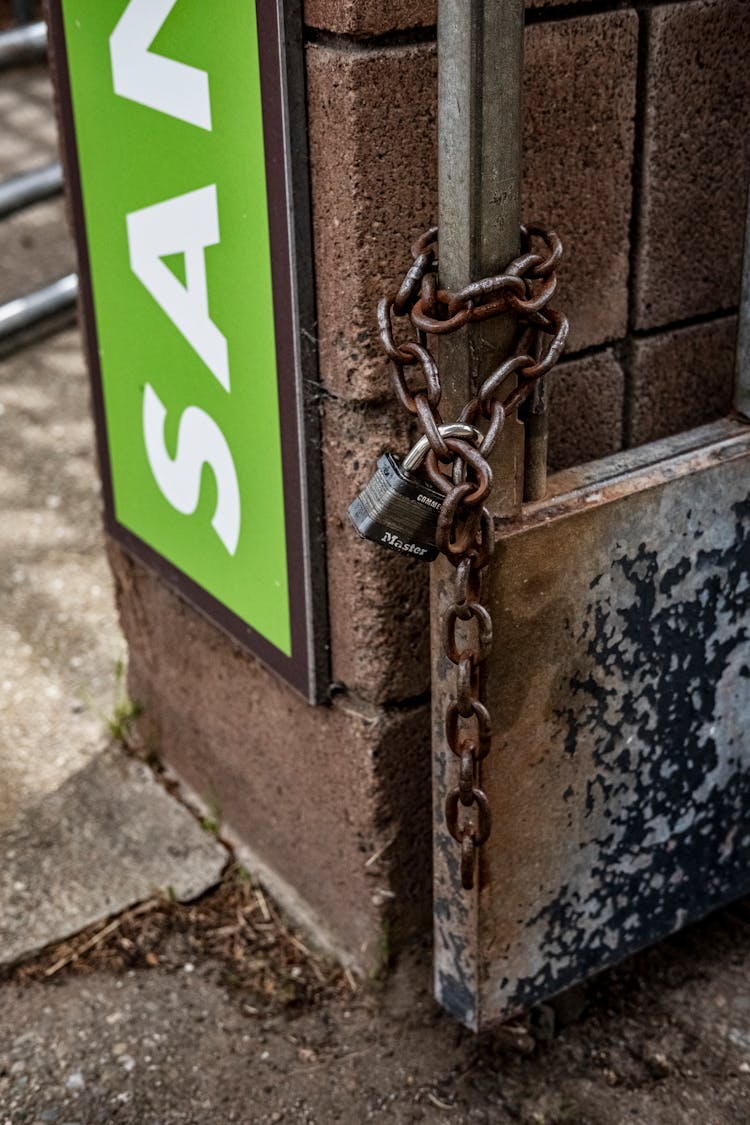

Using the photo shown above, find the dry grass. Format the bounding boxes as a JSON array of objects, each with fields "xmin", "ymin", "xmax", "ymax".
[{"xmin": 3, "ymin": 865, "xmax": 354, "ymax": 1011}]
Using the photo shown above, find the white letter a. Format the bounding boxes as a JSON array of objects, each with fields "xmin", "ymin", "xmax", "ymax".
[
  {"xmin": 110, "ymin": 0, "xmax": 211, "ymax": 130},
  {"xmin": 127, "ymin": 186, "xmax": 229, "ymax": 391}
]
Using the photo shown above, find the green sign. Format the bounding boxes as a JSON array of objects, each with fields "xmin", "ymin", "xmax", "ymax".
[{"xmin": 51, "ymin": 0, "xmax": 325, "ymax": 698}]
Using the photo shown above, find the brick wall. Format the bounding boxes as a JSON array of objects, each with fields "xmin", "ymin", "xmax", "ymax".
[
  {"xmin": 306, "ymin": 0, "xmax": 749, "ymax": 471},
  {"xmin": 103, "ymin": 0, "xmax": 750, "ymax": 968}
]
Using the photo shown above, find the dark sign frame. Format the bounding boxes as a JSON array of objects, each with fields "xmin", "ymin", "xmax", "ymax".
[{"xmin": 48, "ymin": 0, "xmax": 328, "ymax": 703}]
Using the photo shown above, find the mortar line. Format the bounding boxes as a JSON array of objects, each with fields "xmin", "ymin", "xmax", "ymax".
[
  {"xmin": 329, "ymin": 682, "xmax": 431, "ymax": 714},
  {"xmin": 318, "ymin": 305, "xmax": 740, "ymax": 411},
  {"xmin": 622, "ymin": 1, "xmax": 652, "ymax": 447},
  {"xmin": 303, "ymin": 0, "xmax": 689, "ymax": 49},
  {"xmin": 303, "ymin": 25, "xmax": 437, "ymax": 52},
  {"xmin": 632, "ymin": 306, "xmax": 739, "ymax": 340},
  {"xmin": 525, "ymin": 0, "xmax": 630, "ymax": 28},
  {"xmin": 525, "ymin": 0, "xmax": 693, "ymax": 28}
]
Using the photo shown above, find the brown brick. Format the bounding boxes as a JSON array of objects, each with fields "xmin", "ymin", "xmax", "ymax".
[
  {"xmin": 547, "ymin": 349, "xmax": 625, "ymax": 472},
  {"xmin": 302, "ymin": 0, "xmax": 589, "ymax": 35},
  {"xmin": 307, "ymin": 13, "xmax": 636, "ymax": 402},
  {"xmin": 306, "ymin": 41, "xmax": 438, "ymax": 401},
  {"xmin": 628, "ymin": 317, "xmax": 738, "ymax": 447},
  {"xmin": 322, "ymin": 397, "xmax": 431, "ymax": 703},
  {"xmin": 304, "ymin": 0, "xmax": 435, "ymax": 37},
  {"xmin": 634, "ymin": 0, "xmax": 750, "ymax": 330},
  {"xmin": 108, "ymin": 542, "xmax": 431, "ymax": 967},
  {"xmin": 524, "ymin": 12, "xmax": 638, "ymax": 353}
]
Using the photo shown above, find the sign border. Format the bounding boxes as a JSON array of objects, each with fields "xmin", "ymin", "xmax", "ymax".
[{"xmin": 48, "ymin": 0, "xmax": 329, "ymax": 703}]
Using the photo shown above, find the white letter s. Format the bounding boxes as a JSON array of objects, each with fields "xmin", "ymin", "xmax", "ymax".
[{"xmin": 143, "ymin": 384, "xmax": 240, "ymax": 556}]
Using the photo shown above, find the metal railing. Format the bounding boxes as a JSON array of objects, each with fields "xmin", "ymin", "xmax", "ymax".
[
  {"xmin": 0, "ymin": 17, "xmax": 78, "ymax": 340},
  {"xmin": 0, "ymin": 161, "xmax": 63, "ymax": 218},
  {"xmin": 0, "ymin": 275, "xmax": 78, "ymax": 337},
  {"xmin": 0, "ymin": 21, "xmax": 46, "ymax": 68}
]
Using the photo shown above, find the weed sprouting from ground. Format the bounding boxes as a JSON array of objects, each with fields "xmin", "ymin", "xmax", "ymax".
[{"xmin": 105, "ymin": 657, "xmax": 141, "ymax": 744}]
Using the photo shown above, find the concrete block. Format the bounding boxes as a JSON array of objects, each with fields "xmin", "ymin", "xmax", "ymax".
[
  {"xmin": 523, "ymin": 12, "xmax": 638, "ymax": 353},
  {"xmin": 303, "ymin": 0, "xmax": 435, "ymax": 37},
  {"xmin": 548, "ymin": 348, "xmax": 625, "ymax": 472},
  {"xmin": 307, "ymin": 13, "xmax": 637, "ymax": 403},
  {"xmin": 322, "ymin": 396, "xmax": 431, "ymax": 703},
  {"xmin": 302, "ymin": 0, "xmax": 592, "ymax": 36},
  {"xmin": 634, "ymin": 0, "xmax": 750, "ymax": 329},
  {"xmin": 306, "ymin": 41, "xmax": 438, "ymax": 401},
  {"xmin": 628, "ymin": 317, "xmax": 738, "ymax": 448},
  {"xmin": 0, "ymin": 747, "xmax": 227, "ymax": 968},
  {"xmin": 108, "ymin": 543, "xmax": 432, "ymax": 968}
]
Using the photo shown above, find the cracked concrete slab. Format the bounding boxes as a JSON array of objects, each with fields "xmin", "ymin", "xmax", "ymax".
[{"xmin": 0, "ymin": 746, "xmax": 228, "ymax": 967}]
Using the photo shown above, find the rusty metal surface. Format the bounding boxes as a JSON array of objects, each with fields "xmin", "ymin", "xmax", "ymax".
[
  {"xmin": 371, "ymin": 215, "xmax": 567, "ymax": 895},
  {"xmin": 521, "ymin": 377, "xmax": 549, "ymax": 502},
  {"xmin": 437, "ymin": 420, "xmax": 750, "ymax": 1029},
  {"xmin": 432, "ymin": 0, "xmax": 524, "ymax": 1023},
  {"xmin": 376, "ymin": 223, "xmax": 567, "ymax": 891},
  {"xmin": 737, "ymin": 184, "xmax": 750, "ymax": 418}
]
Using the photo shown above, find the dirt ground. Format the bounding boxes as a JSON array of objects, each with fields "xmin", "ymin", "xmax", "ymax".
[{"xmin": 1, "ymin": 876, "xmax": 749, "ymax": 1124}]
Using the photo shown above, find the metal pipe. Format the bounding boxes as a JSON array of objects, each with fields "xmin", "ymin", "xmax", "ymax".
[
  {"xmin": 437, "ymin": 0, "xmax": 525, "ymax": 516},
  {"xmin": 0, "ymin": 162, "xmax": 63, "ymax": 218},
  {"xmin": 0, "ymin": 21, "xmax": 47, "ymax": 68},
  {"xmin": 432, "ymin": 0, "xmax": 526, "ymax": 1031},
  {"xmin": 0, "ymin": 274, "xmax": 78, "ymax": 338},
  {"xmin": 736, "ymin": 184, "xmax": 750, "ymax": 419}
]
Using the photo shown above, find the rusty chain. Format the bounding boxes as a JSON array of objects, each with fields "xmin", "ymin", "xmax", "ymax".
[{"xmin": 377, "ymin": 223, "xmax": 568, "ymax": 890}]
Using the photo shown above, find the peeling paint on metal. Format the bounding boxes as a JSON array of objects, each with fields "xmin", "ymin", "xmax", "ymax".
[{"xmin": 436, "ymin": 423, "xmax": 750, "ymax": 1029}]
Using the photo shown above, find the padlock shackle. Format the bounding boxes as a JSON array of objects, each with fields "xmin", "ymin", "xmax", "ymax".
[{"xmin": 402, "ymin": 423, "xmax": 483, "ymax": 472}]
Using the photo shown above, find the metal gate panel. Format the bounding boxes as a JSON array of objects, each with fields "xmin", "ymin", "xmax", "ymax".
[{"xmin": 434, "ymin": 419, "xmax": 750, "ymax": 1029}]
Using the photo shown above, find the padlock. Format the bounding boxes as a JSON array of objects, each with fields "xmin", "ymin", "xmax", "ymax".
[{"xmin": 348, "ymin": 423, "xmax": 481, "ymax": 560}]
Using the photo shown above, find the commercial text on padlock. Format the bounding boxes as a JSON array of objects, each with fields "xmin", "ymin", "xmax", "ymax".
[{"xmin": 347, "ymin": 424, "xmax": 481, "ymax": 560}]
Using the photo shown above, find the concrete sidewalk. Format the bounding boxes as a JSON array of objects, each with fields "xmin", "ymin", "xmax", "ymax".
[{"xmin": 0, "ymin": 325, "xmax": 228, "ymax": 966}]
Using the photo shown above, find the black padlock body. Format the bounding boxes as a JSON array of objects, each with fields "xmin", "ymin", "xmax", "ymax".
[{"xmin": 348, "ymin": 452, "xmax": 444, "ymax": 560}]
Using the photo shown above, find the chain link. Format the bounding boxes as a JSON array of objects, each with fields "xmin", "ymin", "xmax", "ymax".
[{"xmin": 377, "ymin": 224, "xmax": 568, "ymax": 890}]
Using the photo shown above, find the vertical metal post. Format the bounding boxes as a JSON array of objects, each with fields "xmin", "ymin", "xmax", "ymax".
[
  {"xmin": 437, "ymin": 0, "xmax": 525, "ymax": 506},
  {"xmin": 432, "ymin": 0, "xmax": 525, "ymax": 1029},
  {"xmin": 736, "ymin": 185, "xmax": 750, "ymax": 419}
]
